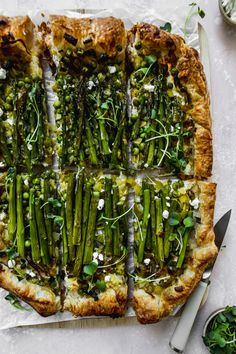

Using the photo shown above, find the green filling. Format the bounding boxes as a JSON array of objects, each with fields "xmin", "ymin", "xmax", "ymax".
[
  {"xmin": 129, "ymin": 55, "xmax": 194, "ymax": 174},
  {"xmin": 133, "ymin": 178, "xmax": 199, "ymax": 294}
]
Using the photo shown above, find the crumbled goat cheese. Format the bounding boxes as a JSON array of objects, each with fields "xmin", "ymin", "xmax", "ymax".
[
  {"xmin": 108, "ymin": 66, "xmax": 116, "ymax": 74},
  {"xmin": 144, "ymin": 84, "xmax": 155, "ymax": 92},
  {"xmin": 166, "ymin": 202, "xmax": 171, "ymax": 208},
  {"xmin": 0, "ymin": 212, "xmax": 6, "ymax": 221},
  {"xmin": 87, "ymin": 80, "xmax": 95, "ymax": 90},
  {"xmin": 144, "ymin": 258, "xmax": 151, "ymax": 266},
  {"xmin": 0, "ymin": 68, "xmax": 7, "ymax": 79},
  {"xmin": 105, "ymin": 275, "xmax": 111, "ymax": 282},
  {"xmin": 97, "ymin": 199, "xmax": 105, "ymax": 210},
  {"xmin": 189, "ymin": 198, "xmax": 200, "ymax": 210},
  {"xmin": 162, "ymin": 210, "xmax": 169, "ymax": 219},
  {"xmin": 93, "ymin": 251, "xmax": 98, "ymax": 259},
  {"xmin": 98, "ymin": 253, "xmax": 104, "ymax": 261},
  {"xmin": 0, "ymin": 108, "xmax": 3, "ymax": 117},
  {"xmin": 8, "ymin": 259, "xmax": 16, "ymax": 268}
]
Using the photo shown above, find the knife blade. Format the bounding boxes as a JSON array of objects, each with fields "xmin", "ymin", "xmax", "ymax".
[{"xmin": 169, "ymin": 210, "xmax": 232, "ymax": 353}]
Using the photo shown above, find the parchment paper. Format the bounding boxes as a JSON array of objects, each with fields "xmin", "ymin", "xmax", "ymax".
[{"xmin": 0, "ymin": 2, "xmax": 201, "ymax": 329}]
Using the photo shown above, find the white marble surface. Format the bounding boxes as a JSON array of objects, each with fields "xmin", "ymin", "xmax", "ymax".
[{"xmin": 0, "ymin": 0, "xmax": 236, "ymax": 353}]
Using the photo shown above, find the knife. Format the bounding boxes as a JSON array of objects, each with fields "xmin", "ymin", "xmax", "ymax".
[{"xmin": 169, "ymin": 209, "xmax": 232, "ymax": 353}]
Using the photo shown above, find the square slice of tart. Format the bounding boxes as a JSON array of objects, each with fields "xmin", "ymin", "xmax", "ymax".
[
  {"xmin": 0, "ymin": 170, "xmax": 61, "ymax": 316},
  {"xmin": 58, "ymin": 171, "xmax": 129, "ymax": 317},
  {"xmin": 127, "ymin": 23, "xmax": 212, "ymax": 178},
  {"xmin": 0, "ymin": 16, "xmax": 53, "ymax": 170},
  {"xmin": 44, "ymin": 16, "xmax": 128, "ymax": 170},
  {"xmin": 130, "ymin": 176, "xmax": 217, "ymax": 323}
]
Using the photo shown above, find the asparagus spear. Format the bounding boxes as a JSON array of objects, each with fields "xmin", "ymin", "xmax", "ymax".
[
  {"xmin": 157, "ymin": 97, "xmax": 164, "ymax": 164},
  {"xmin": 104, "ymin": 178, "xmax": 113, "ymax": 256},
  {"xmin": 110, "ymin": 122, "xmax": 124, "ymax": 168},
  {"xmin": 73, "ymin": 179, "xmax": 92, "ymax": 274},
  {"xmin": 0, "ymin": 124, "xmax": 12, "ymax": 166},
  {"xmin": 149, "ymin": 184, "xmax": 158, "ymax": 261},
  {"xmin": 137, "ymin": 188, "xmax": 151, "ymax": 263},
  {"xmin": 164, "ymin": 199, "xmax": 178, "ymax": 259},
  {"xmin": 8, "ymin": 169, "xmax": 17, "ymax": 242},
  {"xmin": 43, "ymin": 178, "xmax": 54, "ymax": 257},
  {"xmin": 155, "ymin": 197, "xmax": 164, "ymax": 266},
  {"xmin": 29, "ymin": 188, "xmax": 40, "ymax": 262},
  {"xmin": 61, "ymin": 203, "xmax": 68, "ymax": 266},
  {"xmin": 112, "ymin": 185, "xmax": 121, "ymax": 257},
  {"xmin": 16, "ymin": 175, "xmax": 25, "ymax": 258},
  {"xmin": 65, "ymin": 173, "xmax": 75, "ymax": 261},
  {"xmin": 72, "ymin": 171, "xmax": 83, "ymax": 246},
  {"xmin": 98, "ymin": 119, "xmax": 111, "ymax": 156},
  {"xmin": 35, "ymin": 198, "xmax": 50, "ymax": 265},
  {"xmin": 86, "ymin": 125, "xmax": 98, "ymax": 165},
  {"xmin": 176, "ymin": 228, "xmax": 191, "ymax": 268},
  {"xmin": 83, "ymin": 190, "xmax": 100, "ymax": 264}
]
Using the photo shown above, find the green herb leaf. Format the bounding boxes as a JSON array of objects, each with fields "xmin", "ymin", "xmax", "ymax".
[
  {"xmin": 83, "ymin": 261, "xmax": 98, "ymax": 276},
  {"xmin": 183, "ymin": 216, "xmax": 194, "ymax": 228},
  {"xmin": 6, "ymin": 246, "xmax": 18, "ymax": 260},
  {"xmin": 5, "ymin": 293, "xmax": 31, "ymax": 311},
  {"xmin": 160, "ymin": 22, "xmax": 172, "ymax": 32},
  {"xmin": 47, "ymin": 197, "xmax": 62, "ymax": 208},
  {"xmin": 189, "ymin": 2, "xmax": 197, "ymax": 6},
  {"xmin": 54, "ymin": 216, "xmax": 64, "ymax": 226},
  {"xmin": 95, "ymin": 279, "xmax": 106, "ymax": 292},
  {"xmin": 198, "ymin": 7, "xmax": 205, "ymax": 18},
  {"xmin": 144, "ymin": 54, "xmax": 157, "ymax": 65},
  {"xmin": 168, "ymin": 233, "xmax": 178, "ymax": 241},
  {"xmin": 101, "ymin": 102, "xmax": 109, "ymax": 110},
  {"xmin": 168, "ymin": 212, "xmax": 180, "ymax": 226}
]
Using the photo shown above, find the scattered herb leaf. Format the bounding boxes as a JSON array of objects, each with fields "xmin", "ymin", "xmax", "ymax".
[
  {"xmin": 5, "ymin": 293, "xmax": 31, "ymax": 311},
  {"xmin": 83, "ymin": 261, "xmax": 98, "ymax": 276},
  {"xmin": 160, "ymin": 22, "xmax": 172, "ymax": 32}
]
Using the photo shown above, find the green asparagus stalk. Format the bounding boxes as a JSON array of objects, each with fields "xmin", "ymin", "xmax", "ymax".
[
  {"xmin": 149, "ymin": 184, "xmax": 158, "ymax": 261},
  {"xmin": 86, "ymin": 125, "xmax": 98, "ymax": 165},
  {"xmin": 98, "ymin": 119, "xmax": 111, "ymax": 156},
  {"xmin": 138, "ymin": 189, "xmax": 151, "ymax": 263},
  {"xmin": 164, "ymin": 199, "xmax": 178, "ymax": 259},
  {"xmin": 43, "ymin": 179, "xmax": 54, "ymax": 257},
  {"xmin": 155, "ymin": 197, "xmax": 164, "ymax": 266},
  {"xmin": 112, "ymin": 185, "xmax": 121, "ymax": 257},
  {"xmin": 35, "ymin": 198, "xmax": 50, "ymax": 265},
  {"xmin": 73, "ymin": 179, "xmax": 92, "ymax": 274},
  {"xmin": 157, "ymin": 97, "xmax": 164, "ymax": 164},
  {"xmin": 8, "ymin": 169, "xmax": 16, "ymax": 242},
  {"xmin": 83, "ymin": 190, "xmax": 100, "ymax": 264},
  {"xmin": 61, "ymin": 203, "xmax": 68, "ymax": 266},
  {"xmin": 29, "ymin": 188, "xmax": 40, "ymax": 262},
  {"xmin": 65, "ymin": 173, "xmax": 75, "ymax": 261},
  {"xmin": 104, "ymin": 178, "xmax": 113, "ymax": 256},
  {"xmin": 176, "ymin": 228, "xmax": 191, "ymax": 268},
  {"xmin": 16, "ymin": 175, "xmax": 25, "ymax": 258},
  {"xmin": 72, "ymin": 171, "xmax": 83, "ymax": 246},
  {"xmin": 0, "ymin": 124, "xmax": 12, "ymax": 166},
  {"xmin": 110, "ymin": 122, "xmax": 124, "ymax": 168}
]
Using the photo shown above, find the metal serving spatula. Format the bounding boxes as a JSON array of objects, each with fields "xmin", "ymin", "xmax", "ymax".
[{"xmin": 169, "ymin": 210, "xmax": 232, "ymax": 353}]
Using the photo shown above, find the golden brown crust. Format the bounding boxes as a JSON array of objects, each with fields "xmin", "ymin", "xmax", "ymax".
[
  {"xmin": 63, "ymin": 277, "xmax": 128, "ymax": 317},
  {"xmin": 45, "ymin": 15, "xmax": 126, "ymax": 64},
  {"xmin": 133, "ymin": 181, "xmax": 218, "ymax": 324},
  {"xmin": 127, "ymin": 23, "xmax": 212, "ymax": 178},
  {"xmin": 0, "ymin": 263, "xmax": 60, "ymax": 316}
]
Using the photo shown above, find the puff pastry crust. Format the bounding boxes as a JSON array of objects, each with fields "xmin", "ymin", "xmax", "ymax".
[
  {"xmin": 127, "ymin": 23, "xmax": 212, "ymax": 178},
  {"xmin": 133, "ymin": 180, "xmax": 218, "ymax": 324},
  {"xmin": 44, "ymin": 15, "xmax": 126, "ymax": 65},
  {"xmin": 0, "ymin": 15, "xmax": 42, "ymax": 77}
]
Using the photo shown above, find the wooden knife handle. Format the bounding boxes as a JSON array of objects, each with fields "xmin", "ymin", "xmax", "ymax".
[{"xmin": 169, "ymin": 281, "xmax": 208, "ymax": 353}]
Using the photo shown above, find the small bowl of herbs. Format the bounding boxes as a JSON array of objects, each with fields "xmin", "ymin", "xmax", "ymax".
[
  {"xmin": 203, "ymin": 306, "xmax": 236, "ymax": 353},
  {"xmin": 219, "ymin": 0, "xmax": 236, "ymax": 26}
]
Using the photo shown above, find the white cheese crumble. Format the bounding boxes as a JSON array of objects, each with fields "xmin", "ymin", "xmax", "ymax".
[
  {"xmin": 162, "ymin": 210, "xmax": 169, "ymax": 219},
  {"xmin": 93, "ymin": 251, "xmax": 98, "ymax": 259},
  {"xmin": 144, "ymin": 258, "xmax": 151, "ymax": 266},
  {"xmin": 7, "ymin": 259, "xmax": 16, "ymax": 268},
  {"xmin": 0, "ymin": 108, "xmax": 3, "ymax": 117},
  {"xmin": 98, "ymin": 253, "xmax": 104, "ymax": 261},
  {"xmin": 0, "ymin": 212, "xmax": 6, "ymax": 221},
  {"xmin": 108, "ymin": 66, "xmax": 116, "ymax": 74},
  {"xmin": 26, "ymin": 269, "xmax": 36, "ymax": 278},
  {"xmin": 189, "ymin": 197, "xmax": 200, "ymax": 210},
  {"xmin": 166, "ymin": 202, "xmax": 171, "ymax": 208},
  {"xmin": 131, "ymin": 107, "xmax": 138, "ymax": 118},
  {"xmin": 184, "ymin": 163, "xmax": 192, "ymax": 175},
  {"xmin": 144, "ymin": 163, "xmax": 149, "ymax": 168},
  {"xmin": 144, "ymin": 84, "xmax": 155, "ymax": 92},
  {"xmin": 104, "ymin": 275, "xmax": 111, "ymax": 282},
  {"xmin": 166, "ymin": 196, "xmax": 170, "ymax": 200},
  {"xmin": 87, "ymin": 80, "xmax": 95, "ymax": 90},
  {"xmin": 27, "ymin": 143, "xmax": 33, "ymax": 151},
  {"xmin": 97, "ymin": 199, "xmax": 105, "ymax": 210},
  {"xmin": 0, "ymin": 68, "xmax": 7, "ymax": 79}
]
